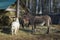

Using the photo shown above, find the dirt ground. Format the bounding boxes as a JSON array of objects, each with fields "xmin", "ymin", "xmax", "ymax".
[
  {"xmin": 0, "ymin": 31, "xmax": 60, "ymax": 40},
  {"xmin": 0, "ymin": 25, "xmax": 60, "ymax": 40}
]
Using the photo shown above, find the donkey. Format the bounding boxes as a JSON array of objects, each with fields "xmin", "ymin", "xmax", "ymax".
[
  {"xmin": 11, "ymin": 17, "xmax": 20, "ymax": 35},
  {"xmin": 34, "ymin": 15, "xmax": 51, "ymax": 26},
  {"xmin": 33, "ymin": 15, "xmax": 52, "ymax": 30},
  {"xmin": 19, "ymin": 15, "xmax": 30, "ymax": 29},
  {"xmin": 20, "ymin": 13, "xmax": 52, "ymax": 31}
]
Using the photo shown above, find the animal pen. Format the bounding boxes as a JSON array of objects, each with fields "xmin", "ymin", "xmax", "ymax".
[
  {"xmin": 16, "ymin": 0, "xmax": 60, "ymax": 34},
  {"xmin": 0, "ymin": 0, "xmax": 59, "ymax": 24},
  {"xmin": 0, "ymin": 0, "xmax": 60, "ymax": 40},
  {"xmin": 0, "ymin": 0, "xmax": 60, "ymax": 35}
]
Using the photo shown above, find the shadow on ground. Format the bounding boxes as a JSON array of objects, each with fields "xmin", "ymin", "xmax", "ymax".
[
  {"xmin": 1, "ymin": 28, "xmax": 11, "ymax": 34},
  {"xmin": 20, "ymin": 28, "xmax": 32, "ymax": 33}
]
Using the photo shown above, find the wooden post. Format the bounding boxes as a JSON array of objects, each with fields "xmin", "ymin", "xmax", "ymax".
[
  {"xmin": 29, "ymin": 0, "xmax": 33, "ymax": 14},
  {"xmin": 36, "ymin": 0, "xmax": 39, "ymax": 14},
  {"xmin": 16, "ymin": 0, "xmax": 20, "ymax": 17},
  {"xmin": 50, "ymin": 0, "xmax": 53, "ymax": 13},
  {"xmin": 26, "ymin": 0, "xmax": 28, "ymax": 7},
  {"xmin": 41, "ymin": 0, "xmax": 44, "ymax": 14},
  {"xmin": 49, "ymin": 0, "xmax": 50, "ymax": 14},
  {"xmin": 30, "ymin": 0, "xmax": 32, "ymax": 10},
  {"xmin": 39, "ymin": 0, "xmax": 42, "ymax": 14}
]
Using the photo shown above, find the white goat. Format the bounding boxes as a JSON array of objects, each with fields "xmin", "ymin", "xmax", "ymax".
[{"xmin": 11, "ymin": 17, "xmax": 20, "ymax": 35}]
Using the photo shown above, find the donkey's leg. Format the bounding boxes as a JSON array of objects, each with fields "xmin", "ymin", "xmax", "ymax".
[
  {"xmin": 26, "ymin": 23, "xmax": 30, "ymax": 29},
  {"xmin": 32, "ymin": 25, "xmax": 34, "ymax": 30},
  {"xmin": 34, "ymin": 24, "xmax": 36, "ymax": 33},
  {"xmin": 22, "ymin": 24, "xmax": 24, "ymax": 29},
  {"xmin": 31, "ymin": 25, "xmax": 34, "ymax": 34},
  {"xmin": 46, "ymin": 19, "xmax": 50, "ymax": 34},
  {"xmin": 47, "ymin": 19, "xmax": 50, "ymax": 26},
  {"xmin": 32, "ymin": 24, "xmax": 36, "ymax": 34}
]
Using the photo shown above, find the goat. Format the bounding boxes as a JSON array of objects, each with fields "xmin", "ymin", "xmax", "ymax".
[{"xmin": 11, "ymin": 17, "xmax": 20, "ymax": 35}]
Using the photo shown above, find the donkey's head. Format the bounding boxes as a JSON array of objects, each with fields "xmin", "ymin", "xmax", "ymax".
[{"xmin": 22, "ymin": 15, "xmax": 30, "ymax": 25}]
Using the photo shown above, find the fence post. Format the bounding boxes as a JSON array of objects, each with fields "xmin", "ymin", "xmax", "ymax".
[
  {"xmin": 39, "ymin": 0, "xmax": 42, "ymax": 14},
  {"xmin": 26, "ymin": 0, "xmax": 28, "ymax": 8},
  {"xmin": 30, "ymin": 0, "xmax": 32, "ymax": 10},
  {"xmin": 49, "ymin": 0, "xmax": 53, "ymax": 14},
  {"xmin": 36, "ymin": 0, "xmax": 39, "ymax": 14},
  {"xmin": 16, "ymin": 0, "xmax": 20, "ymax": 17}
]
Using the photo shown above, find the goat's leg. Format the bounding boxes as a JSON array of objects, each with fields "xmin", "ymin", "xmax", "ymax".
[
  {"xmin": 15, "ymin": 28, "xmax": 17, "ymax": 35},
  {"xmin": 11, "ymin": 28, "xmax": 14, "ymax": 35}
]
